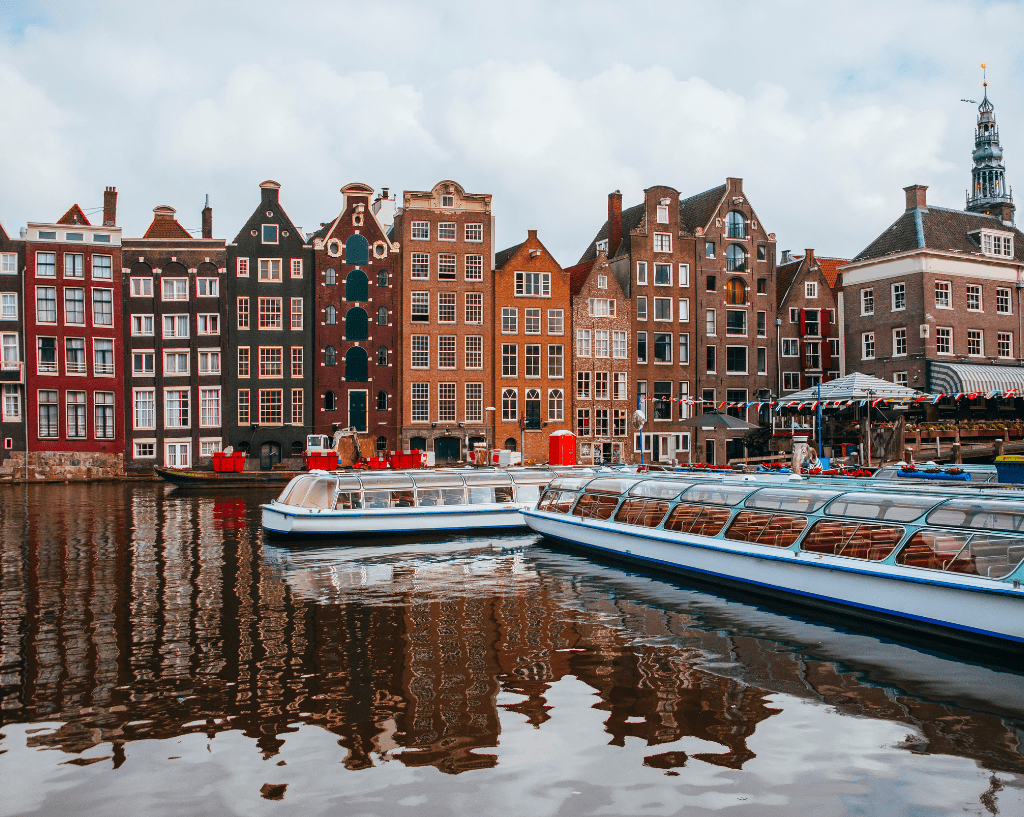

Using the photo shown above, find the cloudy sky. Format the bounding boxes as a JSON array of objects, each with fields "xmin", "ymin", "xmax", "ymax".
[{"xmin": 0, "ymin": 0, "xmax": 1020, "ymax": 264}]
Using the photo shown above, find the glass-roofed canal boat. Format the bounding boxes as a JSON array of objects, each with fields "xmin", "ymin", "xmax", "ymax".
[
  {"xmin": 261, "ymin": 467, "xmax": 607, "ymax": 538},
  {"xmin": 524, "ymin": 474, "xmax": 1024, "ymax": 648}
]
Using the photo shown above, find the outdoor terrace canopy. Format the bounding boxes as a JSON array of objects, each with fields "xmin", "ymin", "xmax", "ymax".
[
  {"xmin": 780, "ymin": 372, "xmax": 922, "ymax": 405},
  {"xmin": 927, "ymin": 361, "xmax": 1024, "ymax": 395}
]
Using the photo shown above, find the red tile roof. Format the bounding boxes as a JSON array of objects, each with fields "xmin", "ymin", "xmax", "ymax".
[
  {"xmin": 56, "ymin": 204, "xmax": 91, "ymax": 226},
  {"xmin": 565, "ymin": 260, "xmax": 595, "ymax": 297},
  {"xmin": 143, "ymin": 217, "xmax": 193, "ymax": 240}
]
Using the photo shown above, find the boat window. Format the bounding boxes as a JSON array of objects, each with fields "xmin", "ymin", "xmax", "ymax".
[
  {"xmin": 280, "ymin": 475, "xmax": 318, "ymax": 506},
  {"xmin": 300, "ymin": 478, "xmax": 336, "ymax": 509},
  {"xmin": 360, "ymin": 474, "xmax": 415, "ymax": 490},
  {"xmin": 726, "ymin": 511, "xmax": 807, "ymax": 547},
  {"xmin": 442, "ymin": 488, "xmax": 466, "ymax": 506},
  {"xmin": 801, "ymin": 520, "xmax": 904, "ymax": 561},
  {"xmin": 547, "ymin": 476, "xmax": 591, "ymax": 493},
  {"xmin": 516, "ymin": 485, "xmax": 541, "ymax": 503},
  {"xmin": 362, "ymin": 490, "xmax": 391, "ymax": 509},
  {"xmin": 334, "ymin": 491, "xmax": 361, "ymax": 510},
  {"xmin": 537, "ymin": 490, "xmax": 559, "ymax": 511},
  {"xmin": 746, "ymin": 488, "xmax": 839, "ymax": 514},
  {"xmin": 390, "ymin": 490, "xmax": 415, "ymax": 508},
  {"xmin": 628, "ymin": 480, "xmax": 691, "ymax": 500},
  {"xmin": 583, "ymin": 477, "xmax": 641, "ymax": 495},
  {"xmin": 926, "ymin": 499, "xmax": 1024, "ymax": 533},
  {"xmin": 495, "ymin": 486, "xmax": 515, "ymax": 503},
  {"xmin": 410, "ymin": 472, "xmax": 466, "ymax": 487},
  {"xmin": 417, "ymin": 489, "xmax": 442, "ymax": 506},
  {"xmin": 573, "ymin": 492, "xmax": 620, "ymax": 520},
  {"xmin": 825, "ymin": 493, "xmax": 937, "ymax": 522},
  {"xmin": 510, "ymin": 469, "xmax": 555, "ymax": 484},
  {"xmin": 469, "ymin": 486, "xmax": 496, "ymax": 504},
  {"xmin": 681, "ymin": 484, "xmax": 756, "ymax": 506},
  {"xmin": 464, "ymin": 472, "xmax": 513, "ymax": 486},
  {"xmin": 896, "ymin": 530, "xmax": 1024, "ymax": 579},
  {"xmin": 664, "ymin": 504, "xmax": 731, "ymax": 537},
  {"xmin": 335, "ymin": 477, "xmax": 363, "ymax": 492},
  {"xmin": 614, "ymin": 499, "xmax": 670, "ymax": 527}
]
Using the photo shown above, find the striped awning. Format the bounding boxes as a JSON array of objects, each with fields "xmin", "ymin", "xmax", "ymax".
[
  {"xmin": 927, "ymin": 361, "xmax": 1024, "ymax": 395},
  {"xmin": 781, "ymin": 371, "xmax": 922, "ymax": 403}
]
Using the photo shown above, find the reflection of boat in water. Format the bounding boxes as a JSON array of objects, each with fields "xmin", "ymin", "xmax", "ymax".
[
  {"xmin": 525, "ymin": 473, "xmax": 1024, "ymax": 650},
  {"xmin": 262, "ymin": 468, "xmax": 568, "ymax": 538}
]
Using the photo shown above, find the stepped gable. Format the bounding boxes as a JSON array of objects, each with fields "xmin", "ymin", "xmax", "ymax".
[
  {"xmin": 56, "ymin": 204, "xmax": 91, "ymax": 226},
  {"xmin": 853, "ymin": 205, "xmax": 1024, "ymax": 263},
  {"xmin": 142, "ymin": 206, "xmax": 193, "ymax": 239},
  {"xmin": 678, "ymin": 183, "xmax": 727, "ymax": 232}
]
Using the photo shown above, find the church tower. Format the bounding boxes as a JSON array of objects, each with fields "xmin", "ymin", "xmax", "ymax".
[{"xmin": 966, "ymin": 74, "xmax": 1014, "ymax": 224}]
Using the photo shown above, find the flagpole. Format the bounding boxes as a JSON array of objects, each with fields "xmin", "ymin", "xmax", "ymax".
[{"xmin": 817, "ymin": 381, "xmax": 823, "ymax": 459}]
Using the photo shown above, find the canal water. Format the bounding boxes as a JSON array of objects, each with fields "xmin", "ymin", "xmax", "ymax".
[{"xmin": 0, "ymin": 484, "xmax": 1022, "ymax": 816}]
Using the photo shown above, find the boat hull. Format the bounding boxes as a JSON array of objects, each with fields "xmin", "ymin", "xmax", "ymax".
[
  {"xmin": 262, "ymin": 502, "xmax": 531, "ymax": 539},
  {"xmin": 156, "ymin": 467, "xmax": 300, "ymax": 487},
  {"xmin": 523, "ymin": 510, "xmax": 1024, "ymax": 648}
]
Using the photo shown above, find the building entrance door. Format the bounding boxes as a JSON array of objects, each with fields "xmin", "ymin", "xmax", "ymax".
[
  {"xmin": 435, "ymin": 436, "xmax": 461, "ymax": 464},
  {"xmin": 260, "ymin": 441, "xmax": 282, "ymax": 470},
  {"xmin": 348, "ymin": 391, "xmax": 367, "ymax": 433}
]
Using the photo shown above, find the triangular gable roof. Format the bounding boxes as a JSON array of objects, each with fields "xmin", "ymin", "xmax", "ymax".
[
  {"xmin": 0, "ymin": 213, "xmax": 9, "ymax": 243},
  {"xmin": 565, "ymin": 260, "xmax": 595, "ymax": 297},
  {"xmin": 775, "ymin": 259, "xmax": 802, "ymax": 310},
  {"xmin": 57, "ymin": 204, "xmax": 91, "ymax": 226},
  {"xmin": 782, "ymin": 372, "xmax": 921, "ymax": 403},
  {"xmin": 678, "ymin": 184, "xmax": 726, "ymax": 232},
  {"xmin": 142, "ymin": 207, "xmax": 193, "ymax": 239},
  {"xmin": 231, "ymin": 187, "xmax": 304, "ymax": 246},
  {"xmin": 776, "ymin": 254, "xmax": 849, "ymax": 308},
  {"xmin": 494, "ymin": 242, "xmax": 524, "ymax": 270}
]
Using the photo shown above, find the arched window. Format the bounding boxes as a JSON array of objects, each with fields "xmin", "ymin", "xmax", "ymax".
[
  {"xmin": 376, "ymin": 435, "xmax": 388, "ymax": 454},
  {"xmin": 325, "ymin": 267, "xmax": 337, "ymax": 286},
  {"xmin": 376, "ymin": 390, "xmax": 388, "ymax": 411},
  {"xmin": 344, "ymin": 346, "xmax": 368, "ymax": 382},
  {"xmin": 502, "ymin": 388, "xmax": 518, "ymax": 421},
  {"xmin": 324, "ymin": 390, "xmax": 336, "ymax": 410},
  {"xmin": 525, "ymin": 388, "xmax": 541, "ymax": 429},
  {"xmin": 378, "ymin": 269, "xmax": 388, "ymax": 288},
  {"xmin": 344, "ymin": 307, "xmax": 369, "ymax": 340},
  {"xmin": 345, "ymin": 235, "xmax": 369, "ymax": 265},
  {"xmin": 377, "ymin": 306, "xmax": 389, "ymax": 326},
  {"xmin": 725, "ymin": 210, "xmax": 746, "ymax": 239},
  {"xmin": 548, "ymin": 388, "xmax": 564, "ymax": 421},
  {"xmin": 325, "ymin": 345, "xmax": 336, "ymax": 366},
  {"xmin": 505, "ymin": 437, "xmax": 517, "ymax": 452},
  {"xmin": 725, "ymin": 278, "xmax": 746, "ymax": 304},
  {"xmin": 377, "ymin": 345, "xmax": 389, "ymax": 366},
  {"xmin": 345, "ymin": 269, "xmax": 368, "ymax": 302},
  {"xmin": 325, "ymin": 305, "xmax": 336, "ymax": 324},
  {"xmin": 726, "ymin": 244, "xmax": 746, "ymax": 272}
]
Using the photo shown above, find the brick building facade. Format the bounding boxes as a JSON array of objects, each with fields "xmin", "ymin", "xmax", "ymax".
[
  {"xmin": 0, "ymin": 213, "xmax": 25, "ymax": 467},
  {"xmin": 776, "ymin": 249, "xmax": 845, "ymax": 396},
  {"xmin": 394, "ymin": 180, "xmax": 494, "ymax": 463},
  {"xmin": 22, "ymin": 190, "xmax": 125, "ymax": 477},
  {"xmin": 310, "ymin": 182, "xmax": 399, "ymax": 456},
  {"xmin": 226, "ymin": 181, "xmax": 313, "ymax": 468},
  {"xmin": 566, "ymin": 250, "xmax": 634, "ymax": 463},
  {"xmin": 492, "ymin": 230, "xmax": 572, "ymax": 463},
  {"xmin": 122, "ymin": 202, "xmax": 226, "ymax": 473}
]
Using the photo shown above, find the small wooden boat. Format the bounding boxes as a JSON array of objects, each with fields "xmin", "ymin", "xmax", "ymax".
[
  {"xmin": 524, "ymin": 473, "xmax": 1024, "ymax": 648},
  {"xmin": 155, "ymin": 466, "xmax": 300, "ymax": 487},
  {"xmin": 261, "ymin": 467, "xmax": 575, "ymax": 538}
]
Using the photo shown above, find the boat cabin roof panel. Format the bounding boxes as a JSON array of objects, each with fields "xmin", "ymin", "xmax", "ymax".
[
  {"xmin": 927, "ymin": 499, "xmax": 1024, "ymax": 533},
  {"xmin": 825, "ymin": 492, "xmax": 939, "ymax": 522},
  {"xmin": 629, "ymin": 481, "xmax": 693, "ymax": 500},
  {"xmin": 682, "ymin": 484, "xmax": 757, "ymax": 506},
  {"xmin": 586, "ymin": 477, "xmax": 642, "ymax": 495},
  {"xmin": 746, "ymin": 487, "xmax": 840, "ymax": 513}
]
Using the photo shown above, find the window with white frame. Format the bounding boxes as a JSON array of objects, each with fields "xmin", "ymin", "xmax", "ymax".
[
  {"xmin": 162, "ymin": 278, "xmax": 187, "ymax": 301},
  {"xmin": 465, "ymin": 292, "xmax": 483, "ymax": 324},
  {"xmin": 523, "ymin": 308, "xmax": 541, "ymax": 334},
  {"xmin": 289, "ymin": 296, "xmax": 303, "ymax": 330},
  {"xmin": 678, "ymin": 298, "xmax": 689, "ymax": 322},
  {"xmin": 679, "ymin": 333, "xmax": 689, "ymax": 364},
  {"xmin": 595, "ymin": 329, "xmax": 610, "ymax": 357},
  {"xmin": 259, "ymin": 346, "xmax": 283, "ymax": 378},
  {"xmin": 465, "ymin": 335, "xmax": 483, "ymax": 369},
  {"xmin": 892, "ymin": 282, "xmax": 905, "ymax": 311},
  {"xmin": 465, "ymin": 223, "xmax": 483, "ymax": 241},
  {"xmin": 2, "ymin": 385, "xmax": 20, "ymax": 421},
  {"xmin": 998, "ymin": 332, "xmax": 1013, "ymax": 358},
  {"xmin": 64, "ymin": 288, "xmax": 84, "ymax": 324},
  {"xmin": 548, "ymin": 344, "xmax": 563, "ymax": 377},
  {"xmin": 0, "ymin": 253, "xmax": 16, "ymax": 275},
  {"xmin": 91, "ymin": 338, "xmax": 113, "ymax": 375},
  {"xmin": 862, "ymin": 332, "xmax": 875, "ymax": 360},
  {"xmin": 547, "ymin": 309, "xmax": 563, "ymax": 335},
  {"xmin": 134, "ymin": 388, "xmax": 156, "ymax": 429},
  {"xmin": 997, "ymin": 287, "xmax": 1012, "ymax": 314},
  {"xmin": 894, "ymin": 371, "xmax": 909, "ymax": 387},
  {"xmin": 465, "ymin": 382, "xmax": 483, "ymax": 423},
  {"xmin": 966, "ymin": 285, "xmax": 982, "ymax": 311},
  {"xmin": 411, "ymin": 221, "xmax": 429, "ymax": 240},
  {"xmin": 165, "ymin": 388, "xmax": 190, "ymax": 428},
  {"xmin": 164, "ymin": 350, "xmax": 189, "ymax": 376},
  {"xmin": 438, "ymin": 253, "xmax": 456, "ymax": 279},
  {"xmin": 502, "ymin": 307, "xmax": 518, "ymax": 333},
  {"xmin": 262, "ymin": 224, "xmax": 279, "ymax": 244},
  {"xmin": 236, "ymin": 258, "xmax": 249, "ymax": 277},
  {"xmin": 502, "ymin": 388, "xmax": 518, "ymax": 421},
  {"xmin": 133, "ymin": 441, "xmax": 156, "ymax": 459},
  {"xmin": 259, "ymin": 389, "xmax": 283, "ymax": 424},
  {"xmin": 636, "ymin": 262, "xmax": 647, "ymax": 285},
  {"xmin": 438, "ymin": 222, "xmax": 456, "ymax": 241},
  {"xmin": 290, "ymin": 347, "xmax": 302, "ymax": 378},
  {"xmin": 979, "ymin": 230, "xmax": 1014, "ymax": 257},
  {"xmin": 613, "ymin": 372, "xmax": 627, "ymax": 401},
  {"xmin": 411, "ymin": 253, "xmax": 429, "ymax": 279},
  {"xmin": 258, "ymin": 259, "xmax": 282, "ymax": 281},
  {"xmin": 237, "ymin": 389, "xmax": 250, "ymax": 425},
  {"xmin": 612, "ymin": 331, "xmax": 627, "ymax": 359},
  {"xmin": 200, "ymin": 439, "xmax": 222, "ymax": 458},
  {"xmin": 935, "ymin": 281, "xmax": 951, "ymax": 308},
  {"xmin": 0, "ymin": 293, "xmax": 17, "ymax": 321},
  {"xmin": 656, "ymin": 204, "xmax": 669, "ymax": 223},
  {"xmin": 130, "ymin": 277, "xmax": 152, "ymax": 297},
  {"xmin": 548, "ymin": 388, "xmax": 564, "ymax": 421},
  {"xmin": 198, "ymin": 350, "xmax": 221, "ymax": 374},
  {"xmin": 502, "ymin": 343, "xmax": 518, "ymax": 377},
  {"xmin": 654, "ymin": 263, "xmax": 671, "ymax": 286},
  {"xmin": 1, "ymin": 333, "xmax": 18, "ymax": 366},
  {"xmin": 290, "ymin": 258, "xmax": 303, "ymax": 279},
  {"xmin": 861, "ymin": 288, "xmax": 873, "ymax": 315},
  {"xmin": 196, "ymin": 277, "xmax": 218, "ymax": 296},
  {"xmin": 438, "ymin": 335, "xmax": 456, "ymax": 368},
  {"xmin": 237, "ymin": 347, "xmax": 250, "ymax": 378},
  {"xmin": 577, "ymin": 371, "xmax": 591, "ymax": 399},
  {"xmin": 438, "ymin": 382, "xmax": 456, "ymax": 422},
  {"xmin": 678, "ymin": 264, "xmax": 690, "ymax": 287},
  {"xmin": 237, "ymin": 296, "xmax": 249, "ymax": 329},
  {"xmin": 411, "ymin": 335, "xmax": 429, "ymax": 368},
  {"xmin": 411, "ymin": 291, "xmax": 429, "ymax": 322},
  {"xmin": 525, "ymin": 344, "xmax": 541, "ymax": 377},
  {"xmin": 636, "ymin": 296, "xmax": 647, "ymax": 321},
  {"xmin": 783, "ymin": 372, "xmax": 800, "ymax": 391},
  {"xmin": 64, "ymin": 253, "xmax": 83, "ymax": 278},
  {"xmin": 706, "ymin": 308, "xmax": 716, "ymax": 336},
  {"xmin": 577, "ymin": 329, "xmax": 591, "ymax": 357},
  {"xmin": 653, "ymin": 233, "xmax": 672, "ymax": 252},
  {"xmin": 258, "ymin": 297, "xmax": 282, "ymax": 329},
  {"xmin": 893, "ymin": 327, "xmax": 907, "ymax": 356},
  {"xmin": 595, "ymin": 371, "xmax": 609, "ymax": 399},
  {"xmin": 200, "ymin": 388, "xmax": 221, "ymax": 427},
  {"xmin": 515, "ymin": 271, "xmax": 550, "ymax": 296},
  {"xmin": 163, "ymin": 314, "xmax": 189, "ymax": 338},
  {"xmin": 132, "ymin": 351, "xmax": 154, "ymax": 375},
  {"xmin": 92, "ymin": 255, "xmax": 112, "ymax": 280},
  {"xmin": 588, "ymin": 298, "xmax": 615, "ymax": 317},
  {"xmin": 36, "ymin": 252, "xmax": 56, "ymax": 277},
  {"xmin": 197, "ymin": 313, "xmax": 219, "ymax": 335},
  {"xmin": 967, "ymin": 329, "xmax": 983, "ymax": 356},
  {"xmin": 805, "ymin": 281, "xmax": 818, "ymax": 299},
  {"xmin": 465, "ymin": 255, "xmax": 483, "ymax": 281},
  {"xmin": 654, "ymin": 297, "xmax": 672, "ymax": 321}
]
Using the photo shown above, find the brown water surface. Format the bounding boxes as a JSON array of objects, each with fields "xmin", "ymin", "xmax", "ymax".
[{"xmin": 0, "ymin": 483, "xmax": 1022, "ymax": 816}]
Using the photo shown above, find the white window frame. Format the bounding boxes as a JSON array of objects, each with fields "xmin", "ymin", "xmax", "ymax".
[
  {"xmin": 891, "ymin": 282, "xmax": 905, "ymax": 312},
  {"xmin": 162, "ymin": 277, "xmax": 188, "ymax": 301},
  {"xmin": 862, "ymin": 332, "xmax": 875, "ymax": 360},
  {"xmin": 861, "ymin": 288, "xmax": 873, "ymax": 316}
]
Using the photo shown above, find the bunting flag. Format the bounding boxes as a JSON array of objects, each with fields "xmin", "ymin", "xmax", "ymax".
[{"xmin": 634, "ymin": 389, "xmax": 1023, "ymax": 412}]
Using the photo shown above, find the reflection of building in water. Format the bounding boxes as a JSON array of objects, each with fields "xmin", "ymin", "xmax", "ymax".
[{"xmin": 1, "ymin": 485, "xmax": 1022, "ymax": 780}]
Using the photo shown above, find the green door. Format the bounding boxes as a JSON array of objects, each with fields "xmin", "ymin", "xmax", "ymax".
[{"xmin": 348, "ymin": 391, "xmax": 367, "ymax": 432}]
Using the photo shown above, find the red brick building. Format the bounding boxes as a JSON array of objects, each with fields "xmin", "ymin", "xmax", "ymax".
[
  {"xmin": 311, "ymin": 183, "xmax": 399, "ymax": 456},
  {"xmin": 122, "ymin": 202, "xmax": 226, "ymax": 473},
  {"xmin": 566, "ymin": 249, "xmax": 634, "ymax": 463},
  {"xmin": 23, "ymin": 189, "xmax": 125, "ymax": 476},
  {"xmin": 393, "ymin": 181, "xmax": 494, "ymax": 463},
  {"xmin": 775, "ymin": 249, "xmax": 845, "ymax": 396},
  {"xmin": 492, "ymin": 230, "xmax": 572, "ymax": 463}
]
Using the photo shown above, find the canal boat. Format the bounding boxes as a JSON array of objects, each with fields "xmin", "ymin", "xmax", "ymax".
[
  {"xmin": 524, "ymin": 474, "xmax": 1024, "ymax": 648},
  {"xmin": 262, "ymin": 467, "xmax": 572, "ymax": 538}
]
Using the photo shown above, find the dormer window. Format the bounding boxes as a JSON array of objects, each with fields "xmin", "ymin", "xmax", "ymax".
[
  {"xmin": 262, "ymin": 224, "xmax": 279, "ymax": 244},
  {"xmin": 595, "ymin": 239, "xmax": 608, "ymax": 254},
  {"xmin": 972, "ymin": 228, "xmax": 1014, "ymax": 258}
]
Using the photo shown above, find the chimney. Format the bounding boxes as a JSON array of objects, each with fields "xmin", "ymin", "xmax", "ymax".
[
  {"xmin": 904, "ymin": 184, "xmax": 928, "ymax": 210},
  {"xmin": 804, "ymin": 248, "xmax": 815, "ymax": 266},
  {"xmin": 607, "ymin": 191, "xmax": 622, "ymax": 257},
  {"xmin": 201, "ymin": 195, "xmax": 213, "ymax": 239},
  {"xmin": 260, "ymin": 179, "xmax": 281, "ymax": 206},
  {"xmin": 781, "ymin": 250, "xmax": 793, "ymax": 264},
  {"xmin": 382, "ymin": 187, "xmax": 389, "ymax": 200},
  {"xmin": 103, "ymin": 186, "xmax": 117, "ymax": 226},
  {"xmin": 527, "ymin": 229, "xmax": 538, "ymax": 241}
]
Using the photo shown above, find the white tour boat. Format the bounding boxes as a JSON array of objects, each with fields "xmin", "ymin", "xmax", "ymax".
[
  {"xmin": 524, "ymin": 474, "xmax": 1024, "ymax": 648},
  {"xmin": 262, "ymin": 467, "xmax": 581, "ymax": 538}
]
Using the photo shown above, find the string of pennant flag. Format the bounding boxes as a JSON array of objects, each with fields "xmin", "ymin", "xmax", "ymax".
[{"xmin": 637, "ymin": 389, "xmax": 1021, "ymax": 412}]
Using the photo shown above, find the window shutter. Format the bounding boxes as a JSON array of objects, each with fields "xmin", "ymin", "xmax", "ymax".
[
  {"xmin": 822, "ymin": 337, "xmax": 832, "ymax": 370},
  {"xmin": 820, "ymin": 307, "xmax": 830, "ymax": 337},
  {"xmin": 799, "ymin": 308, "xmax": 807, "ymax": 337}
]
